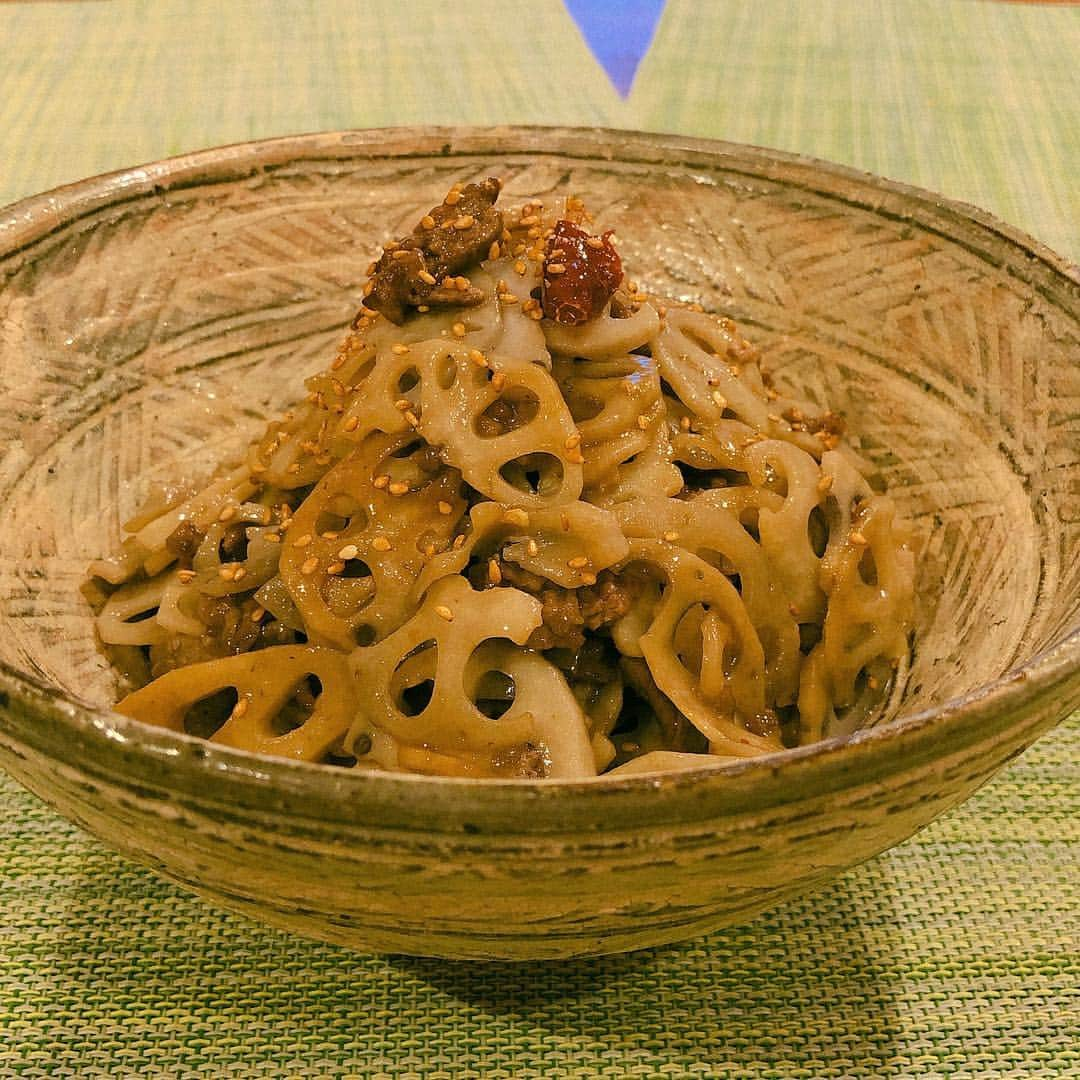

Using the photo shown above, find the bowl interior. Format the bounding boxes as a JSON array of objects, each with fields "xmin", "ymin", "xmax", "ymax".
[{"xmin": 0, "ymin": 130, "xmax": 1077, "ymax": 745}]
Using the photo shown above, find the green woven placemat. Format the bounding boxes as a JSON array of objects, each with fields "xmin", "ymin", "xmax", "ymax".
[{"xmin": 1, "ymin": 1, "xmax": 1078, "ymax": 1075}]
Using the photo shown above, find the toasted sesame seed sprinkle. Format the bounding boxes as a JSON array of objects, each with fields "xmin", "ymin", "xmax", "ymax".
[
  {"xmin": 444, "ymin": 190, "xmax": 461, "ymax": 206},
  {"xmin": 519, "ymin": 213, "xmax": 540, "ymax": 226},
  {"xmin": 417, "ymin": 305, "xmax": 430, "ymax": 312},
  {"xmin": 454, "ymin": 214, "xmax": 475, "ymax": 230},
  {"xmin": 434, "ymin": 604, "xmax": 455, "ymax": 622},
  {"xmin": 503, "ymin": 508, "xmax": 530, "ymax": 528},
  {"xmin": 388, "ymin": 481, "xmax": 410, "ymax": 496},
  {"xmin": 218, "ymin": 505, "xmax": 236, "ymax": 523},
  {"xmin": 546, "ymin": 263, "xmax": 566, "ymax": 275},
  {"xmin": 418, "ymin": 269, "xmax": 437, "ymax": 285},
  {"xmin": 529, "ymin": 309, "xmax": 544, "ymax": 321},
  {"xmin": 264, "ymin": 532, "xmax": 281, "ymax": 544},
  {"xmin": 514, "ymin": 260, "xmax": 527, "ymax": 275},
  {"xmin": 371, "ymin": 536, "xmax": 392, "ymax": 552},
  {"xmin": 250, "ymin": 606, "xmax": 265, "ymax": 623},
  {"xmin": 437, "ymin": 500, "xmax": 453, "ymax": 515},
  {"xmin": 321, "ymin": 531, "xmax": 340, "ymax": 540},
  {"xmin": 326, "ymin": 561, "xmax": 345, "ymax": 576},
  {"xmin": 568, "ymin": 556, "xmax": 589, "ymax": 569},
  {"xmin": 404, "ymin": 411, "xmax": 420, "ymax": 428},
  {"xmin": 395, "ymin": 398, "xmax": 412, "ymax": 411},
  {"xmin": 373, "ymin": 474, "xmax": 391, "ymax": 489},
  {"xmin": 663, "ymin": 530, "xmax": 680, "ymax": 542},
  {"xmin": 490, "ymin": 372, "xmax": 507, "ymax": 392},
  {"xmin": 468, "ymin": 349, "xmax": 488, "ymax": 368},
  {"xmin": 391, "ymin": 249, "xmax": 412, "ymax": 261},
  {"xmin": 488, "ymin": 241, "xmax": 501, "ymax": 260},
  {"xmin": 566, "ymin": 449, "xmax": 585, "ymax": 464},
  {"xmin": 526, "ymin": 538, "xmax": 539, "ymax": 556},
  {"xmin": 453, "ymin": 534, "xmax": 466, "ymax": 549},
  {"xmin": 637, "ymin": 415, "xmax": 650, "ymax": 431},
  {"xmin": 337, "ymin": 544, "xmax": 359, "ymax": 561},
  {"xmin": 580, "ymin": 572, "xmax": 597, "ymax": 586},
  {"xmin": 452, "ymin": 322, "xmax": 467, "ymax": 338},
  {"xmin": 421, "ymin": 214, "xmax": 436, "ymax": 229},
  {"xmin": 233, "ymin": 567, "xmax": 246, "ymax": 582},
  {"xmin": 488, "ymin": 559, "xmax": 502, "ymax": 585},
  {"xmin": 585, "ymin": 236, "xmax": 604, "ymax": 249},
  {"xmin": 292, "ymin": 533, "xmax": 313, "ymax": 548},
  {"xmin": 300, "ymin": 556, "xmax": 319, "ymax": 575},
  {"xmin": 344, "ymin": 415, "xmax": 360, "ymax": 432},
  {"xmin": 565, "ymin": 433, "xmax": 582, "ymax": 449},
  {"xmin": 851, "ymin": 530, "xmax": 869, "ymax": 546}
]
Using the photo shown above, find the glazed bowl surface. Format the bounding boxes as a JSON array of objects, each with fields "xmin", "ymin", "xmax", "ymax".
[{"xmin": 0, "ymin": 127, "xmax": 1077, "ymax": 960}]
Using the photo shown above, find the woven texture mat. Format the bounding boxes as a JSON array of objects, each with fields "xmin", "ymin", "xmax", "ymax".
[{"xmin": 1, "ymin": 1, "xmax": 1078, "ymax": 1075}]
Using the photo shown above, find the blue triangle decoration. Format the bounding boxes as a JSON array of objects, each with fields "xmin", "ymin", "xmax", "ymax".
[{"xmin": 562, "ymin": 0, "xmax": 667, "ymax": 97}]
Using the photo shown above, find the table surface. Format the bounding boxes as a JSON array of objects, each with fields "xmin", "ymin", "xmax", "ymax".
[{"xmin": 1, "ymin": 2, "xmax": 1077, "ymax": 1077}]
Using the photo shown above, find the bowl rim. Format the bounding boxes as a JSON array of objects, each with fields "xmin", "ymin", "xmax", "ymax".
[{"xmin": 1, "ymin": 124, "xmax": 1077, "ymax": 817}]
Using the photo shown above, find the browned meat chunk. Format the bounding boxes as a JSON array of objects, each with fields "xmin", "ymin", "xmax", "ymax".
[{"xmin": 362, "ymin": 178, "xmax": 504, "ymax": 324}]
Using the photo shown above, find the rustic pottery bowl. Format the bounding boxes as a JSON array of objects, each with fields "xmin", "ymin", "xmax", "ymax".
[{"xmin": 0, "ymin": 128, "xmax": 1077, "ymax": 961}]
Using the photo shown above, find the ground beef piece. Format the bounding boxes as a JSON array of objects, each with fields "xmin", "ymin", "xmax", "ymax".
[
  {"xmin": 165, "ymin": 520, "xmax": 205, "ymax": 570},
  {"xmin": 362, "ymin": 178, "xmax": 504, "ymax": 324},
  {"xmin": 493, "ymin": 562, "xmax": 636, "ymax": 651}
]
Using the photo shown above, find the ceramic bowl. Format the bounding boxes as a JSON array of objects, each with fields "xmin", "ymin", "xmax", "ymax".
[{"xmin": 0, "ymin": 128, "xmax": 1077, "ymax": 960}]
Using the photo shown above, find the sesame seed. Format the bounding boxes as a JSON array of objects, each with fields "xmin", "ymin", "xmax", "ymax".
[
  {"xmin": 580, "ymin": 572, "xmax": 597, "ymax": 586},
  {"xmin": 301, "ymin": 556, "xmax": 320, "ymax": 575},
  {"xmin": 514, "ymin": 260, "xmax": 527, "ymax": 276},
  {"xmin": 371, "ymin": 536, "xmax": 392, "ymax": 552},
  {"xmin": 395, "ymin": 398, "xmax": 412, "ymax": 411},
  {"xmin": 292, "ymin": 533, "xmax": 313, "ymax": 548},
  {"xmin": 344, "ymin": 416, "xmax": 360, "ymax": 432},
  {"xmin": 452, "ymin": 322, "xmax": 467, "ymax": 338},
  {"xmin": 488, "ymin": 559, "xmax": 502, "ymax": 585},
  {"xmin": 434, "ymin": 604, "xmax": 455, "ymax": 622},
  {"xmin": 404, "ymin": 411, "xmax": 420, "ymax": 428},
  {"xmin": 637, "ymin": 415, "xmax": 650, "ymax": 431},
  {"xmin": 499, "ymin": 294, "xmax": 518, "ymax": 305},
  {"xmin": 444, "ymin": 190, "xmax": 461, "ymax": 206},
  {"xmin": 421, "ymin": 215, "xmax": 436, "ymax": 229},
  {"xmin": 469, "ymin": 349, "xmax": 488, "ymax": 368},
  {"xmin": 663, "ymin": 531, "xmax": 680, "ymax": 542},
  {"xmin": 526, "ymin": 538, "xmax": 539, "ymax": 556},
  {"xmin": 437, "ymin": 500, "xmax": 453, "ymax": 515},
  {"xmin": 503, "ymin": 508, "xmax": 530, "ymax": 528},
  {"xmin": 177, "ymin": 569, "xmax": 196, "ymax": 584},
  {"xmin": 392, "ymin": 343, "xmax": 410, "ymax": 355},
  {"xmin": 232, "ymin": 567, "xmax": 246, "ymax": 582},
  {"xmin": 491, "ymin": 372, "xmax": 507, "ymax": 392},
  {"xmin": 250, "ymin": 606, "xmax": 265, "ymax": 623},
  {"xmin": 264, "ymin": 532, "xmax": 281, "ymax": 544},
  {"xmin": 218, "ymin": 505, "xmax": 236, "ymax": 523},
  {"xmin": 453, "ymin": 534, "xmax": 466, "ymax": 549},
  {"xmin": 418, "ymin": 269, "xmax": 437, "ymax": 285},
  {"xmin": 321, "ymin": 531, "xmax": 340, "ymax": 540},
  {"xmin": 522, "ymin": 298, "xmax": 539, "ymax": 313},
  {"xmin": 519, "ymin": 214, "xmax": 540, "ymax": 226},
  {"xmin": 488, "ymin": 241, "xmax": 501, "ymax": 260},
  {"xmin": 388, "ymin": 481, "xmax": 410, "ymax": 496},
  {"xmin": 417, "ymin": 305, "xmax": 430, "ymax": 312},
  {"xmin": 373, "ymin": 474, "xmax": 391, "ymax": 489},
  {"xmin": 529, "ymin": 309, "xmax": 544, "ymax": 321},
  {"xmin": 585, "ymin": 236, "xmax": 604, "ymax": 249},
  {"xmin": 391, "ymin": 249, "xmax": 412, "ymax": 261},
  {"xmin": 546, "ymin": 263, "xmax": 566, "ymax": 275},
  {"xmin": 564, "ymin": 433, "xmax": 583, "ymax": 451},
  {"xmin": 851, "ymin": 530, "xmax": 869, "ymax": 546},
  {"xmin": 326, "ymin": 561, "xmax": 345, "ymax": 576},
  {"xmin": 336, "ymin": 544, "xmax": 358, "ymax": 561},
  {"xmin": 454, "ymin": 215, "xmax": 475, "ymax": 230},
  {"xmin": 568, "ymin": 556, "xmax": 589, "ymax": 569}
]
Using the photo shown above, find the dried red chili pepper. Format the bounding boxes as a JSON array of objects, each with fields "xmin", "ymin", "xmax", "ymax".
[{"xmin": 541, "ymin": 220, "xmax": 623, "ymax": 325}]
